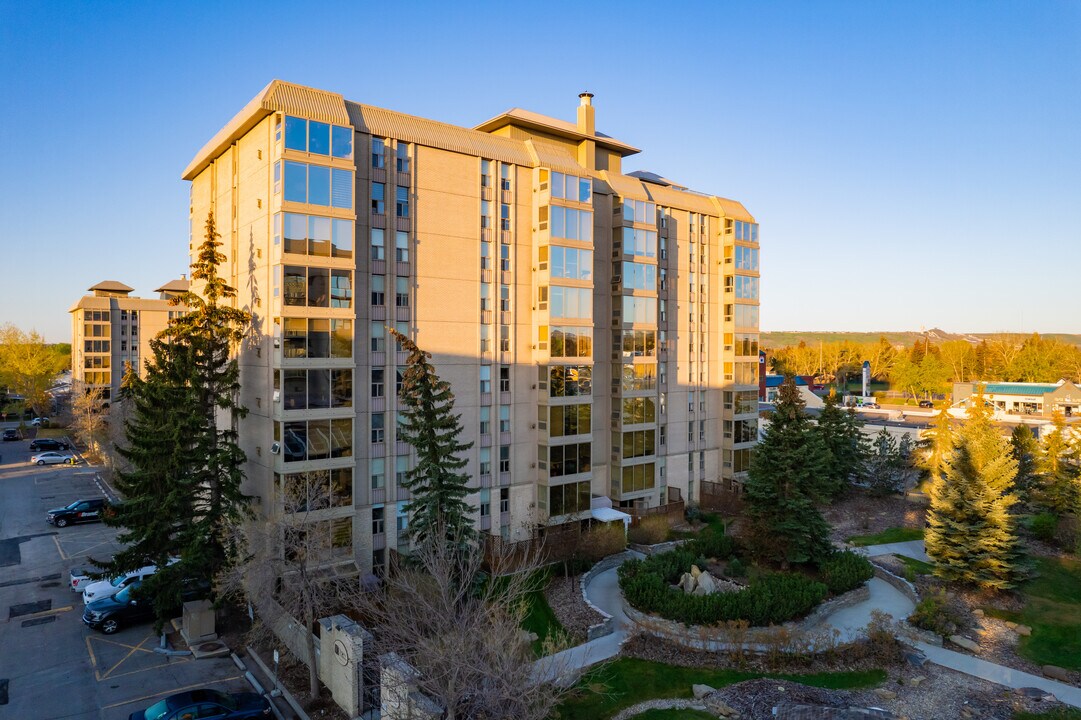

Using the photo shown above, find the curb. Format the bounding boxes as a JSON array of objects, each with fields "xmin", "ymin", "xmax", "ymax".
[{"xmin": 247, "ymin": 645, "xmax": 310, "ymax": 720}]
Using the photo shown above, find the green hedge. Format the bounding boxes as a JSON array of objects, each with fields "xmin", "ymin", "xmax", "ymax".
[
  {"xmin": 618, "ymin": 537, "xmax": 827, "ymax": 627},
  {"xmin": 819, "ymin": 551, "xmax": 874, "ymax": 595}
]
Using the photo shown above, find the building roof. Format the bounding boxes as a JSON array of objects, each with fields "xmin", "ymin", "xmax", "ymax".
[
  {"xmin": 765, "ymin": 375, "xmax": 809, "ymax": 388},
  {"xmin": 472, "ymin": 106, "xmax": 640, "ymax": 156},
  {"xmin": 88, "ymin": 280, "xmax": 134, "ymax": 294},
  {"xmin": 981, "ymin": 382, "xmax": 1062, "ymax": 396},
  {"xmin": 154, "ymin": 278, "xmax": 190, "ymax": 294}
]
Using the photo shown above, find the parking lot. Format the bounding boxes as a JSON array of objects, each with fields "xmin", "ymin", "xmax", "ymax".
[{"xmin": 0, "ymin": 431, "xmax": 248, "ymax": 720}]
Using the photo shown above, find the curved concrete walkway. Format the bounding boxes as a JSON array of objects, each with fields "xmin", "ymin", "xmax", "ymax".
[{"xmin": 856, "ymin": 539, "xmax": 930, "ymax": 563}]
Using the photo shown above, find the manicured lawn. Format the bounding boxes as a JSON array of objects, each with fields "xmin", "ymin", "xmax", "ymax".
[
  {"xmin": 1013, "ymin": 556, "xmax": 1081, "ymax": 671},
  {"xmin": 521, "ymin": 588, "xmax": 567, "ymax": 657},
  {"xmin": 1013, "ymin": 709, "xmax": 1081, "ymax": 720},
  {"xmin": 895, "ymin": 555, "xmax": 935, "ymax": 576},
  {"xmin": 846, "ymin": 527, "xmax": 924, "ymax": 547},
  {"xmin": 552, "ymin": 657, "xmax": 886, "ymax": 720}
]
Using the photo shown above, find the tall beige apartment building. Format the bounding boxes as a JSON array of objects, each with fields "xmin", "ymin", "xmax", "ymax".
[
  {"xmin": 69, "ymin": 278, "xmax": 189, "ymax": 402},
  {"xmin": 182, "ymin": 81, "xmax": 760, "ymax": 573}
]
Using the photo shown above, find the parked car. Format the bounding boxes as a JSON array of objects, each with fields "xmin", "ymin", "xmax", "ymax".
[
  {"xmin": 83, "ymin": 578, "xmax": 209, "ymax": 635},
  {"xmin": 30, "ymin": 417, "xmax": 50, "ymax": 427},
  {"xmin": 863, "ymin": 402, "xmax": 881, "ymax": 409},
  {"xmin": 30, "ymin": 451, "xmax": 75, "ymax": 465},
  {"xmin": 47, "ymin": 498, "xmax": 109, "ymax": 527},
  {"xmin": 127, "ymin": 688, "xmax": 271, "ymax": 720},
  {"xmin": 2, "ymin": 429, "xmax": 18, "ymax": 441},
  {"xmin": 81, "ymin": 558, "xmax": 178, "ymax": 604},
  {"xmin": 918, "ymin": 400, "xmax": 935, "ymax": 408},
  {"xmin": 70, "ymin": 565, "xmax": 94, "ymax": 593},
  {"xmin": 29, "ymin": 438, "xmax": 68, "ymax": 451}
]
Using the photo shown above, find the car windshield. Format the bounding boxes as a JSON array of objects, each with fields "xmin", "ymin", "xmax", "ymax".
[
  {"xmin": 110, "ymin": 575, "xmax": 127, "ymax": 588},
  {"xmin": 141, "ymin": 698, "xmax": 171, "ymax": 720},
  {"xmin": 114, "ymin": 583, "xmax": 138, "ymax": 603},
  {"xmin": 65, "ymin": 501, "xmax": 80, "ymax": 510}
]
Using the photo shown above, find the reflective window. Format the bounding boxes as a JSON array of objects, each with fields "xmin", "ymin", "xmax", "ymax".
[
  {"xmin": 734, "ymin": 220, "xmax": 760, "ymax": 243},
  {"xmin": 548, "ymin": 442, "xmax": 592, "ymax": 478},
  {"xmin": 621, "ymin": 463, "xmax": 655, "ymax": 493},
  {"xmin": 550, "ymin": 206, "xmax": 593, "ymax": 243},
  {"xmin": 620, "ymin": 227, "xmax": 657, "ymax": 258},
  {"xmin": 284, "ymin": 116, "xmax": 352, "ymax": 158},
  {"xmin": 396, "ymin": 186, "xmax": 409, "ymax": 218},
  {"xmin": 372, "ymin": 183, "xmax": 385, "ymax": 214},
  {"xmin": 621, "ymin": 329, "xmax": 656, "ymax": 358},
  {"xmin": 283, "ymin": 162, "xmax": 352, "ymax": 209},
  {"xmin": 282, "ymin": 418, "xmax": 352, "ymax": 462},
  {"xmin": 734, "ymin": 275, "xmax": 759, "ymax": 300},
  {"xmin": 734, "ymin": 304, "xmax": 759, "ymax": 328},
  {"xmin": 549, "ymin": 480, "xmax": 590, "ymax": 516},
  {"xmin": 331, "ymin": 270, "xmax": 352, "ymax": 308},
  {"xmin": 549, "ymin": 172, "xmax": 591, "ymax": 202},
  {"xmin": 308, "ymin": 166, "xmax": 330, "ymax": 205},
  {"xmin": 622, "ymin": 429, "xmax": 656, "ymax": 459},
  {"xmin": 548, "ymin": 365, "xmax": 592, "ymax": 397},
  {"xmin": 284, "ymin": 161, "xmax": 307, "ymax": 203},
  {"xmin": 372, "ymin": 138, "xmax": 385, "ymax": 168},
  {"xmin": 622, "ymin": 296, "xmax": 657, "ymax": 324},
  {"xmin": 308, "ymin": 121, "xmax": 330, "ymax": 155},
  {"xmin": 549, "ymin": 287, "xmax": 592, "ymax": 320},
  {"xmin": 549, "ymin": 403, "xmax": 591, "ymax": 437},
  {"xmin": 332, "ymin": 169, "xmax": 353, "ymax": 208},
  {"xmin": 735, "ymin": 246, "xmax": 759, "ymax": 271},
  {"xmin": 549, "ymin": 246, "xmax": 593, "ymax": 281},
  {"xmin": 396, "ymin": 143, "xmax": 410, "ymax": 173},
  {"xmin": 622, "ymin": 198, "xmax": 656, "ymax": 224},
  {"xmin": 396, "ymin": 231, "xmax": 409, "ymax": 262},
  {"xmin": 332, "ymin": 126, "xmax": 352, "ymax": 159},
  {"xmin": 621, "ymin": 363, "xmax": 656, "ymax": 392},
  {"xmin": 549, "ymin": 326, "xmax": 592, "ymax": 359},
  {"xmin": 371, "ymin": 228, "xmax": 385, "ymax": 260},
  {"xmin": 621, "ymin": 261, "xmax": 656, "ymax": 291},
  {"xmin": 285, "ymin": 116, "xmax": 307, "ymax": 152},
  {"xmin": 621, "ymin": 397, "xmax": 656, "ymax": 425}
]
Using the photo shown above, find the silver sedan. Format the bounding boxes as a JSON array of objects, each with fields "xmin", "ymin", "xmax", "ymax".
[{"xmin": 29, "ymin": 451, "xmax": 75, "ymax": 465}]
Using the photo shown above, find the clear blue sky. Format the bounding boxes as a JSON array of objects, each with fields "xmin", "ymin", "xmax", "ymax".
[{"xmin": 2, "ymin": 1, "xmax": 1078, "ymax": 342}]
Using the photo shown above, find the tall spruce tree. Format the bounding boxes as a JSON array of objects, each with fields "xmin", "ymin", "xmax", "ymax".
[
  {"xmin": 1033, "ymin": 411, "xmax": 1081, "ymax": 514},
  {"xmin": 745, "ymin": 377, "xmax": 832, "ymax": 567},
  {"xmin": 100, "ymin": 212, "xmax": 251, "ymax": 622},
  {"xmin": 919, "ymin": 407, "xmax": 954, "ymax": 486},
  {"xmin": 1010, "ymin": 424, "xmax": 1042, "ymax": 504},
  {"xmin": 815, "ymin": 391, "xmax": 868, "ymax": 501},
  {"xmin": 389, "ymin": 328, "xmax": 476, "ymax": 552},
  {"xmin": 925, "ymin": 391, "xmax": 1021, "ymax": 589},
  {"xmin": 863, "ymin": 427, "xmax": 907, "ymax": 496}
]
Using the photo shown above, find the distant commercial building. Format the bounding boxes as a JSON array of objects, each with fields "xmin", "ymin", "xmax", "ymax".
[
  {"xmin": 69, "ymin": 279, "xmax": 188, "ymax": 402},
  {"xmin": 181, "ymin": 80, "xmax": 760, "ymax": 573},
  {"xmin": 953, "ymin": 380, "xmax": 1081, "ymax": 418}
]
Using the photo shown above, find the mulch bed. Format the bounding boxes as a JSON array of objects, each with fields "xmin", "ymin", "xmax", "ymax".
[{"xmin": 822, "ymin": 491, "xmax": 926, "ymax": 545}]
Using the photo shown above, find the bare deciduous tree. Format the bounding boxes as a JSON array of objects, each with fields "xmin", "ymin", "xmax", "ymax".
[
  {"xmin": 70, "ymin": 380, "xmax": 105, "ymax": 459},
  {"xmin": 353, "ymin": 531, "xmax": 569, "ymax": 720},
  {"xmin": 222, "ymin": 473, "xmax": 353, "ymax": 702}
]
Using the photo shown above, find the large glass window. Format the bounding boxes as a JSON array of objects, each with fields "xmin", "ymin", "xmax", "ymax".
[
  {"xmin": 550, "ymin": 246, "xmax": 593, "ymax": 281},
  {"xmin": 372, "ymin": 183, "xmax": 385, "ymax": 214},
  {"xmin": 621, "ymin": 329, "xmax": 656, "ymax": 358},
  {"xmin": 621, "ymin": 463, "xmax": 655, "ymax": 493},
  {"xmin": 549, "ymin": 172, "xmax": 592, "ymax": 202},
  {"xmin": 620, "ymin": 227, "xmax": 658, "ymax": 258},
  {"xmin": 282, "ymin": 418, "xmax": 352, "ymax": 462},
  {"xmin": 548, "ymin": 480, "xmax": 590, "ymax": 517},
  {"xmin": 621, "ymin": 261, "xmax": 657, "ymax": 291},
  {"xmin": 371, "ymin": 228, "xmax": 385, "ymax": 261},
  {"xmin": 621, "ymin": 397, "xmax": 656, "ymax": 425},
  {"xmin": 622, "ymin": 198, "xmax": 656, "ymax": 224},
  {"xmin": 396, "ymin": 186, "xmax": 409, "ymax": 218},
  {"xmin": 283, "ymin": 214, "xmax": 352, "ymax": 260},
  {"xmin": 372, "ymin": 138, "xmax": 385, "ymax": 168},
  {"xmin": 549, "ymin": 326, "xmax": 592, "ymax": 359},
  {"xmin": 548, "ymin": 365, "xmax": 592, "ymax": 397},
  {"xmin": 622, "ymin": 296, "xmax": 657, "ymax": 324},
  {"xmin": 550, "ymin": 287, "xmax": 592, "ymax": 320},
  {"xmin": 283, "ymin": 162, "xmax": 352, "ymax": 209},
  {"xmin": 622, "ymin": 429, "xmax": 656, "ymax": 459},
  {"xmin": 285, "ymin": 116, "xmax": 352, "ymax": 159},
  {"xmin": 548, "ymin": 442, "xmax": 591, "ymax": 477},
  {"xmin": 549, "ymin": 403, "xmax": 591, "ymax": 437},
  {"xmin": 332, "ymin": 126, "xmax": 352, "ymax": 159},
  {"xmin": 621, "ymin": 363, "xmax": 657, "ymax": 392},
  {"xmin": 549, "ymin": 206, "xmax": 593, "ymax": 243},
  {"xmin": 734, "ymin": 220, "xmax": 759, "ymax": 243},
  {"xmin": 735, "ymin": 275, "xmax": 759, "ymax": 300},
  {"xmin": 734, "ymin": 304, "xmax": 759, "ymax": 328},
  {"xmin": 735, "ymin": 245, "xmax": 759, "ymax": 271}
]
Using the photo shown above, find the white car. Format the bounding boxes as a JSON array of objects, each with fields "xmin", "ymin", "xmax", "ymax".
[
  {"xmin": 70, "ymin": 565, "xmax": 94, "ymax": 593},
  {"xmin": 30, "ymin": 417, "xmax": 50, "ymax": 426},
  {"xmin": 81, "ymin": 565, "xmax": 157, "ymax": 604},
  {"xmin": 30, "ymin": 451, "xmax": 75, "ymax": 465}
]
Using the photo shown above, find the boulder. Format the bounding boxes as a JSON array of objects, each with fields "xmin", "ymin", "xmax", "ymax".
[
  {"xmin": 692, "ymin": 683, "xmax": 715, "ymax": 699},
  {"xmin": 1014, "ymin": 624, "xmax": 1032, "ymax": 636},
  {"xmin": 697, "ymin": 572, "xmax": 718, "ymax": 595},
  {"xmin": 904, "ymin": 675, "xmax": 926, "ymax": 687},
  {"xmin": 949, "ymin": 634, "xmax": 979, "ymax": 652},
  {"xmin": 1005, "ymin": 620, "xmax": 1018, "ymax": 629},
  {"xmin": 1016, "ymin": 687, "xmax": 1056, "ymax": 701},
  {"xmin": 680, "ymin": 572, "xmax": 696, "ymax": 594},
  {"xmin": 692, "ymin": 584, "xmax": 708, "ymax": 596},
  {"xmin": 691, "ymin": 564, "xmax": 703, "ymax": 579},
  {"xmin": 904, "ymin": 651, "xmax": 927, "ymax": 668},
  {"xmin": 972, "ymin": 608, "xmax": 984, "ymax": 617},
  {"xmin": 704, "ymin": 697, "xmax": 740, "ymax": 717},
  {"xmin": 1042, "ymin": 665, "xmax": 1072, "ymax": 682},
  {"xmin": 874, "ymin": 688, "xmax": 898, "ymax": 700}
]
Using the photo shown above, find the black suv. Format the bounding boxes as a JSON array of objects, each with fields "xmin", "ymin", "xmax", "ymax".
[
  {"xmin": 2, "ymin": 429, "xmax": 18, "ymax": 441},
  {"xmin": 47, "ymin": 498, "xmax": 109, "ymax": 528},
  {"xmin": 29, "ymin": 438, "xmax": 68, "ymax": 452},
  {"xmin": 83, "ymin": 578, "xmax": 209, "ymax": 634},
  {"xmin": 918, "ymin": 400, "xmax": 935, "ymax": 408}
]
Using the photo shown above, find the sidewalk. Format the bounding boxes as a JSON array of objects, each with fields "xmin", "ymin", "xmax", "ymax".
[
  {"xmin": 914, "ymin": 641, "xmax": 1081, "ymax": 709},
  {"xmin": 856, "ymin": 539, "xmax": 929, "ymax": 563}
]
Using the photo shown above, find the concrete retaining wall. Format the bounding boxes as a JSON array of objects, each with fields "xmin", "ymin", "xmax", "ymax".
[
  {"xmin": 871, "ymin": 562, "xmax": 943, "ymax": 647},
  {"xmin": 579, "ymin": 551, "xmax": 635, "ymax": 640}
]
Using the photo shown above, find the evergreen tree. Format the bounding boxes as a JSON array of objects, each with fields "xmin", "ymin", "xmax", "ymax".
[
  {"xmin": 1032, "ymin": 411, "xmax": 1081, "ymax": 514},
  {"xmin": 100, "ymin": 212, "xmax": 251, "ymax": 622},
  {"xmin": 389, "ymin": 328, "xmax": 476, "ymax": 552},
  {"xmin": 814, "ymin": 392, "xmax": 868, "ymax": 502},
  {"xmin": 863, "ymin": 427, "xmax": 907, "ymax": 496},
  {"xmin": 925, "ymin": 390, "xmax": 1021, "ymax": 589},
  {"xmin": 745, "ymin": 377, "xmax": 832, "ymax": 567},
  {"xmin": 919, "ymin": 407, "xmax": 954, "ymax": 486},
  {"xmin": 1010, "ymin": 424, "xmax": 1042, "ymax": 503}
]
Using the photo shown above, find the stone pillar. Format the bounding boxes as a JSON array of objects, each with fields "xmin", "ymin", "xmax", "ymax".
[
  {"xmin": 380, "ymin": 652, "xmax": 442, "ymax": 720},
  {"xmin": 317, "ymin": 614, "xmax": 371, "ymax": 717}
]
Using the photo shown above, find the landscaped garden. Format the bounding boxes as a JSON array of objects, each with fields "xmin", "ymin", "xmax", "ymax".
[
  {"xmin": 551, "ymin": 657, "xmax": 886, "ymax": 720},
  {"xmin": 846, "ymin": 525, "xmax": 924, "ymax": 547}
]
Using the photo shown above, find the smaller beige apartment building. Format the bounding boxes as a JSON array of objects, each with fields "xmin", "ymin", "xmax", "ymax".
[
  {"xmin": 182, "ymin": 81, "xmax": 761, "ymax": 574},
  {"xmin": 69, "ymin": 279, "xmax": 188, "ymax": 402}
]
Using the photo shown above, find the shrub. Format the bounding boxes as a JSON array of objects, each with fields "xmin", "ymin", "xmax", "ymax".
[
  {"xmin": 684, "ymin": 504, "xmax": 702, "ymax": 524},
  {"xmin": 628, "ymin": 515, "xmax": 669, "ymax": 545},
  {"xmin": 581, "ymin": 521, "xmax": 628, "ymax": 562},
  {"xmin": 725, "ymin": 557, "xmax": 747, "ymax": 578},
  {"xmin": 908, "ymin": 589, "xmax": 966, "ymax": 637},
  {"xmin": 689, "ymin": 532, "xmax": 736, "ymax": 561},
  {"xmin": 618, "ymin": 549, "xmax": 827, "ymax": 627},
  {"xmin": 819, "ymin": 551, "xmax": 874, "ymax": 595},
  {"xmin": 1031, "ymin": 513, "xmax": 1059, "ymax": 543}
]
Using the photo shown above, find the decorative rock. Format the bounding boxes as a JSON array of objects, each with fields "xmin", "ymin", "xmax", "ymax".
[
  {"xmin": 960, "ymin": 707, "xmax": 976, "ymax": 719},
  {"xmin": 972, "ymin": 608, "xmax": 984, "ymax": 617},
  {"xmin": 697, "ymin": 572, "xmax": 717, "ymax": 595},
  {"xmin": 949, "ymin": 634, "xmax": 979, "ymax": 652},
  {"xmin": 691, "ymin": 564, "xmax": 702, "ymax": 579},
  {"xmin": 692, "ymin": 584, "xmax": 707, "ymax": 596},
  {"xmin": 692, "ymin": 683, "xmax": 715, "ymax": 699},
  {"xmin": 1016, "ymin": 686, "xmax": 1056, "ymax": 701},
  {"xmin": 1005, "ymin": 620, "xmax": 1018, "ymax": 629},
  {"xmin": 704, "ymin": 697, "xmax": 740, "ymax": 717},
  {"xmin": 904, "ymin": 651, "xmax": 927, "ymax": 668},
  {"xmin": 1042, "ymin": 665, "xmax": 1072, "ymax": 682},
  {"xmin": 680, "ymin": 572, "xmax": 696, "ymax": 594},
  {"xmin": 905, "ymin": 675, "xmax": 926, "ymax": 687},
  {"xmin": 874, "ymin": 688, "xmax": 898, "ymax": 700},
  {"xmin": 1015, "ymin": 624, "xmax": 1032, "ymax": 636}
]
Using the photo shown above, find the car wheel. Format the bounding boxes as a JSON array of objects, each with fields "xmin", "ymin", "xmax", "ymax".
[
  {"xmin": 55, "ymin": 518, "xmax": 68, "ymax": 528},
  {"xmin": 101, "ymin": 619, "xmax": 119, "ymax": 634},
  {"xmin": 36, "ymin": 460, "xmax": 45, "ymax": 465}
]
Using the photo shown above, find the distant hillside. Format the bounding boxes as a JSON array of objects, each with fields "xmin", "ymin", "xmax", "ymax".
[{"xmin": 762, "ymin": 330, "xmax": 1081, "ymax": 349}]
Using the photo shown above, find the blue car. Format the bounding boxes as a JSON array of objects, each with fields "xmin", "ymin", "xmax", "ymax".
[{"xmin": 128, "ymin": 688, "xmax": 270, "ymax": 720}]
